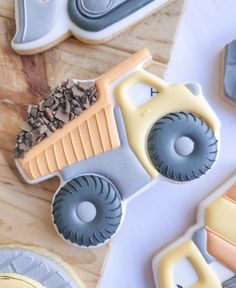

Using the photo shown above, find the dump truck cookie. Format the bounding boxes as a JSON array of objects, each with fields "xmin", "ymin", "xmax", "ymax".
[{"xmin": 15, "ymin": 49, "xmax": 221, "ymax": 247}]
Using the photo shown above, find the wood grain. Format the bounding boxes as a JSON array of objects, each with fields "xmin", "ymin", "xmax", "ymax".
[{"xmin": 0, "ymin": 0, "xmax": 185, "ymax": 287}]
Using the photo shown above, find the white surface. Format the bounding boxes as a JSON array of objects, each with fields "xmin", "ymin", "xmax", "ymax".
[
  {"xmin": 173, "ymin": 258, "xmax": 199, "ymax": 288},
  {"xmin": 100, "ymin": 0, "xmax": 236, "ymax": 287},
  {"xmin": 128, "ymin": 82, "xmax": 156, "ymax": 107}
]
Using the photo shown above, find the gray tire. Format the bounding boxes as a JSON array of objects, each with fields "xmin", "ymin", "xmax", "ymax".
[
  {"xmin": 147, "ymin": 112, "xmax": 218, "ymax": 182},
  {"xmin": 52, "ymin": 175, "xmax": 122, "ymax": 247},
  {"xmin": 0, "ymin": 247, "xmax": 79, "ymax": 287}
]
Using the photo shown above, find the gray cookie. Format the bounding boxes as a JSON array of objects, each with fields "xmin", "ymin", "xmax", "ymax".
[{"xmin": 0, "ymin": 247, "xmax": 80, "ymax": 288}]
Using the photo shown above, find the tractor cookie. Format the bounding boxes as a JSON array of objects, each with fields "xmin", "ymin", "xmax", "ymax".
[
  {"xmin": 11, "ymin": 0, "xmax": 170, "ymax": 55},
  {"xmin": 153, "ymin": 173, "xmax": 236, "ymax": 288},
  {"xmin": 0, "ymin": 245, "xmax": 83, "ymax": 288},
  {"xmin": 14, "ymin": 49, "xmax": 220, "ymax": 248}
]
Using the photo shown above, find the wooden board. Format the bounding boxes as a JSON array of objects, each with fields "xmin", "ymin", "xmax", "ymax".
[{"xmin": 0, "ymin": 0, "xmax": 185, "ymax": 287}]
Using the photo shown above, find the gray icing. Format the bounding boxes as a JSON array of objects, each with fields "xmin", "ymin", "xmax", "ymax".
[
  {"xmin": 53, "ymin": 175, "xmax": 122, "ymax": 247},
  {"xmin": 223, "ymin": 276, "xmax": 236, "ymax": 288},
  {"xmin": 14, "ymin": 0, "xmax": 26, "ymax": 43},
  {"xmin": 185, "ymin": 83, "xmax": 201, "ymax": 96},
  {"xmin": 61, "ymin": 106, "xmax": 151, "ymax": 200},
  {"xmin": 78, "ymin": 0, "xmax": 116, "ymax": 18},
  {"xmin": 78, "ymin": 0, "xmax": 128, "ymax": 18},
  {"xmin": 68, "ymin": 0, "xmax": 154, "ymax": 32},
  {"xmin": 14, "ymin": 0, "xmax": 60, "ymax": 43},
  {"xmin": 0, "ymin": 247, "xmax": 80, "ymax": 287},
  {"xmin": 147, "ymin": 112, "xmax": 218, "ymax": 182},
  {"xmin": 224, "ymin": 39, "xmax": 236, "ymax": 102},
  {"xmin": 192, "ymin": 227, "xmax": 215, "ymax": 264}
]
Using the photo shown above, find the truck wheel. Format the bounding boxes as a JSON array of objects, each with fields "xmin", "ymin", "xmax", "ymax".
[
  {"xmin": 147, "ymin": 112, "xmax": 218, "ymax": 182},
  {"xmin": 52, "ymin": 175, "xmax": 122, "ymax": 247}
]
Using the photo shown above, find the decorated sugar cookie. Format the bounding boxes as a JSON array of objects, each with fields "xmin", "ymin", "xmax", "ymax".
[
  {"xmin": 0, "ymin": 245, "xmax": 83, "ymax": 288},
  {"xmin": 153, "ymin": 173, "xmax": 236, "ymax": 288},
  {"xmin": 12, "ymin": 0, "xmax": 170, "ymax": 55},
  {"xmin": 222, "ymin": 39, "xmax": 236, "ymax": 105},
  {"xmin": 14, "ymin": 49, "xmax": 220, "ymax": 248},
  {"xmin": 0, "ymin": 274, "xmax": 44, "ymax": 288}
]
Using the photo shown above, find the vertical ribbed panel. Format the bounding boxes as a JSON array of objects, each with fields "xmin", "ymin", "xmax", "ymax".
[
  {"xmin": 88, "ymin": 115, "xmax": 103, "ymax": 155},
  {"xmin": 19, "ymin": 106, "xmax": 121, "ymax": 180},
  {"xmin": 96, "ymin": 109, "xmax": 112, "ymax": 151},
  {"xmin": 37, "ymin": 154, "xmax": 46, "ymax": 176},
  {"xmin": 29, "ymin": 158, "xmax": 41, "ymax": 179},
  {"xmin": 73, "ymin": 127, "xmax": 86, "ymax": 160},
  {"xmin": 63, "ymin": 133, "xmax": 77, "ymax": 165},
  {"xmin": 46, "ymin": 145, "xmax": 59, "ymax": 172},
  {"xmin": 79, "ymin": 122, "xmax": 94, "ymax": 158},
  {"xmin": 44, "ymin": 150, "xmax": 53, "ymax": 174},
  {"xmin": 105, "ymin": 106, "xmax": 120, "ymax": 149},
  {"xmin": 54, "ymin": 140, "xmax": 68, "ymax": 170}
]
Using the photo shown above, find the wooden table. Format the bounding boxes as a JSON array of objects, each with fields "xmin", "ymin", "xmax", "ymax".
[{"xmin": 0, "ymin": 1, "xmax": 185, "ymax": 287}]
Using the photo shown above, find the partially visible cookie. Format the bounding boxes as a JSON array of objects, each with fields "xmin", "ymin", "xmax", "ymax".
[
  {"xmin": 152, "ymin": 173, "xmax": 236, "ymax": 288},
  {"xmin": 11, "ymin": 0, "xmax": 171, "ymax": 55},
  {"xmin": 222, "ymin": 39, "xmax": 236, "ymax": 105},
  {"xmin": 0, "ymin": 274, "xmax": 44, "ymax": 288},
  {"xmin": 0, "ymin": 245, "xmax": 84, "ymax": 288}
]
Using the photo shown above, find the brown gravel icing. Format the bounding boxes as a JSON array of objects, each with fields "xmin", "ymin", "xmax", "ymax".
[{"xmin": 14, "ymin": 79, "xmax": 99, "ymax": 159}]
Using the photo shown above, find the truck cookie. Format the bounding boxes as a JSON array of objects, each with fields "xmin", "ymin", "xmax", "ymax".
[
  {"xmin": 12, "ymin": 0, "xmax": 171, "ymax": 55},
  {"xmin": 14, "ymin": 49, "xmax": 220, "ymax": 248},
  {"xmin": 153, "ymin": 173, "xmax": 236, "ymax": 288}
]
